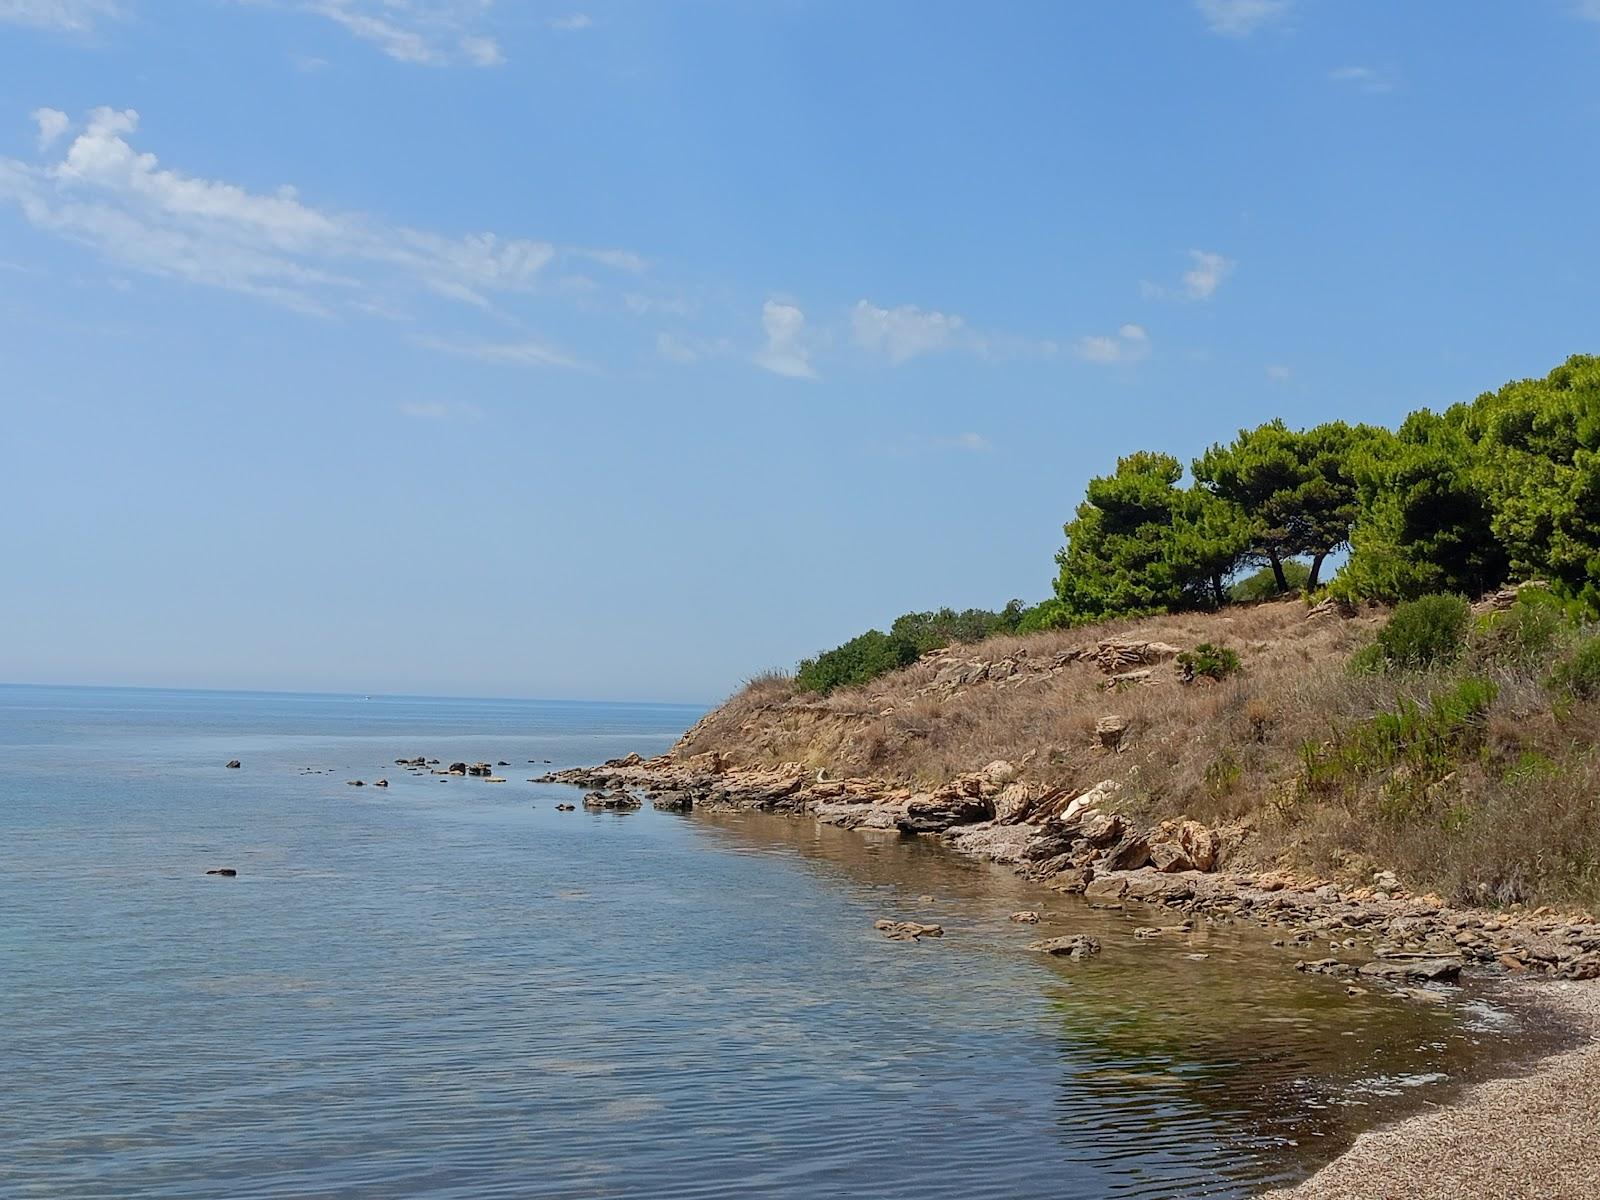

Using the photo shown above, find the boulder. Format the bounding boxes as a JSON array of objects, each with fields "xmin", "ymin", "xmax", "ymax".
[
  {"xmin": 897, "ymin": 788, "xmax": 992, "ymax": 833},
  {"xmin": 1358, "ymin": 957, "xmax": 1464, "ymax": 983},
  {"xmin": 1095, "ymin": 715, "xmax": 1128, "ymax": 750},
  {"xmin": 346, "ymin": 780, "xmax": 365, "ymax": 787},
  {"xmin": 652, "ymin": 793, "xmax": 693, "ymax": 812},
  {"xmin": 225, "ymin": 760, "xmax": 241, "ymax": 769},
  {"xmin": 605, "ymin": 752, "xmax": 645, "ymax": 768},
  {"xmin": 946, "ymin": 822, "xmax": 1034, "ymax": 864},
  {"xmin": 1084, "ymin": 875, "xmax": 1128, "ymax": 901},
  {"xmin": 1147, "ymin": 821, "xmax": 1220, "ymax": 873},
  {"xmin": 448, "ymin": 762, "xmax": 468, "ymax": 776},
  {"xmin": 1104, "ymin": 833, "xmax": 1151, "ymax": 872},
  {"xmin": 1029, "ymin": 934, "xmax": 1101, "ymax": 960},
  {"xmin": 994, "ymin": 780, "xmax": 1046, "ymax": 824},
  {"xmin": 467, "ymin": 762, "xmax": 493, "ymax": 777},
  {"xmin": 981, "ymin": 759, "xmax": 1020, "ymax": 787},
  {"xmin": 1080, "ymin": 811, "xmax": 1124, "ymax": 848},
  {"xmin": 373, "ymin": 779, "xmax": 388, "ymax": 788},
  {"xmin": 204, "ymin": 867, "xmax": 238, "ymax": 877},
  {"xmin": 1061, "ymin": 779, "xmax": 1121, "ymax": 823},
  {"xmin": 1009, "ymin": 911, "xmax": 1041, "ymax": 924},
  {"xmin": 582, "ymin": 790, "xmax": 642, "ymax": 811},
  {"xmin": 555, "ymin": 803, "xmax": 576, "ymax": 811}
]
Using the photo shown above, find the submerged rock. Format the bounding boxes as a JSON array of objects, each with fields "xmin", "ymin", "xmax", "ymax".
[
  {"xmin": 874, "ymin": 919, "xmax": 944, "ymax": 942},
  {"xmin": 1010, "ymin": 910, "xmax": 1041, "ymax": 924},
  {"xmin": 1029, "ymin": 934, "xmax": 1101, "ymax": 960},
  {"xmin": 204, "ymin": 867, "xmax": 237, "ymax": 877},
  {"xmin": 652, "ymin": 793, "xmax": 693, "ymax": 812},
  {"xmin": 582, "ymin": 789, "xmax": 642, "ymax": 811}
]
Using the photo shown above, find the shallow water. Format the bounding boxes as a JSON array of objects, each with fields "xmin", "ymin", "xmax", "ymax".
[{"xmin": 0, "ymin": 685, "xmax": 1553, "ymax": 1198}]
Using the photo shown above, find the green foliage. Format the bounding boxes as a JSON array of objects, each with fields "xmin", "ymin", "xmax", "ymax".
[
  {"xmin": 796, "ymin": 601, "xmax": 1031, "ymax": 694},
  {"xmin": 1230, "ymin": 560, "xmax": 1311, "ymax": 601},
  {"xmin": 1371, "ymin": 594, "xmax": 1471, "ymax": 671},
  {"xmin": 1204, "ymin": 751, "xmax": 1242, "ymax": 799},
  {"xmin": 1195, "ymin": 419, "xmax": 1384, "ymax": 592},
  {"xmin": 1473, "ymin": 588, "xmax": 1574, "ymax": 667},
  {"xmin": 1015, "ymin": 599, "xmax": 1074, "ymax": 633},
  {"xmin": 1178, "ymin": 642, "xmax": 1241, "ymax": 681},
  {"xmin": 795, "ymin": 630, "xmax": 919, "ymax": 694},
  {"xmin": 1549, "ymin": 636, "xmax": 1600, "ymax": 701},
  {"xmin": 1301, "ymin": 677, "xmax": 1500, "ymax": 818},
  {"xmin": 1052, "ymin": 452, "xmax": 1251, "ymax": 624}
]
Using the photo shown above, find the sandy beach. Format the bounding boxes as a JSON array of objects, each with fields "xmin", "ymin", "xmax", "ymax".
[{"xmin": 1263, "ymin": 980, "xmax": 1600, "ymax": 1200}]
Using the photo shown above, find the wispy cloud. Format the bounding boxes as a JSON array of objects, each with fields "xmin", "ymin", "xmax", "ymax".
[
  {"xmin": 1265, "ymin": 363, "xmax": 1292, "ymax": 382},
  {"xmin": 0, "ymin": 106, "xmax": 640, "ymax": 367},
  {"xmin": 1328, "ymin": 64, "xmax": 1398, "ymax": 94},
  {"xmin": 852, "ymin": 300, "xmax": 972, "ymax": 364},
  {"xmin": 549, "ymin": 12, "xmax": 591, "ymax": 32},
  {"xmin": 754, "ymin": 299, "xmax": 816, "ymax": 379},
  {"xmin": 1575, "ymin": 1, "xmax": 1600, "ymax": 24},
  {"xmin": 412, "ymin": 334, "xmax": 582, "ymax": 370},
  {"xmin": 0, "ymin": 0, "xmax": 118, "ymax": 31},
  {"xmin": 295, "ymin": 1, "xmax": 503, "ymax": 67},
  {"xmin": 1143, "ymin": 249, "xmax": 1235, "ymax": 302},
  {"xmin": 1074, "ymin": 323, "xmax": 1149, "ymax": 365},
  {"xmin": 1194, "ymin": 0, "xmax": 1291, "ymax": 37}
]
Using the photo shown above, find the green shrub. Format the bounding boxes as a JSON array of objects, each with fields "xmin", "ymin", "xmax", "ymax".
[
  {"xmin": 1178, "ymin": 642, "xmax": 1241, "ymax": 681},
  {"xmin": 1347, "ymin": 642, "xmax": 1386, "ymax": 676},
  {"xmin": 1371, "ymin": 593, "xmax": 1471, "ymax": 671},
  {"xmin": 1229, "ymin": 560, "xmax": 1311, "ymax": 602},
  {"xmin": 796, "ymin": 630, "xmax": 921, "ymax": 694},
  {"xmin": 1550, "ymin": 637, "xmax": 1600, "ymax": 701},
  {"xmin": 1473, "ymin": 587, "xmax": 1573, "ymax": 666},
  {"xmin": 1015, "ymin": 599, "xmax": 1074, "ymax": 633},
  {"xmin": 1301, "ymin": 677, "xmax": 1499, "ymax": 818}
]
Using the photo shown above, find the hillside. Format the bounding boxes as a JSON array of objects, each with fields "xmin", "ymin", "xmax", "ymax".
[{"xmin": 661, "ymin": 590, "xmax": 1600, "ymax": 912}]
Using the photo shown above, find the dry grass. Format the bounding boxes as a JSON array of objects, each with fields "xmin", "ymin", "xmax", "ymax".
[{"xmin": 676, "ymin": 596, "xmax": 1600, "ymax": 910}]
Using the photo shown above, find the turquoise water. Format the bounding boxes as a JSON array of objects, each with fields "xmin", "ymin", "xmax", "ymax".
[{"xmin": 0, "ymin": 686, "xmax": 1540, "ymax": 1198}]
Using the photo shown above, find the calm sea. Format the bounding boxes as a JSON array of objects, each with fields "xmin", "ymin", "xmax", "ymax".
[{"xmin": 0, "ymin": 685, "xmax": 1545, "ymax": 1199}]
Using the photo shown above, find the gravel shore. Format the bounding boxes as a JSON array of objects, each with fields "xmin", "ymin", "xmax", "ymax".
[{"xmin": 1263, "ymin": 980, "xmax": 1600, "ymax": 1200}]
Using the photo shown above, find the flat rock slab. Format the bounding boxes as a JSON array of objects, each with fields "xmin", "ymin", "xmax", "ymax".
[
  {"xmin": 875, "ymin": 920, "xmax": 944, "ymax": 942},
  {"xmin": 1029, "ymin": 935, "xmax": 1101, "ymax": 960},
  {"xmin": 1359, "ymin": 957, "xmax": 1464, "ymax": 983}
]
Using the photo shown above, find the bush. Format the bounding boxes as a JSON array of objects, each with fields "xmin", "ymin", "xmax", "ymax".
[
  {"xmin": 1178, "ymin": 642, "xmax": 1241, "ymax": 681},
  {"xmin": 1550, "ymin": 636, "xmax": 1600, "ymax": 701},
  {"xmin": 1230, "ymin": 560, "xmax": 1311, "ymax": 602},
  {"xmin": 1370, "ymin": 594, "xmax": 1471, "ymax": 671},
  {"xmin": 1016, "ymin": 599, "xmax": 1074, "ymax": 633},
  {"xmin": 1301, "ymin": 677, "xmax": 1500, "ymax": 818},
  {"xmin": 796, "ymin": 630, "xmax": 920, "ymax": 695},
  {"xmin": 1473, "ymin": 587, "xmax": 1573, "ymax": 666}
]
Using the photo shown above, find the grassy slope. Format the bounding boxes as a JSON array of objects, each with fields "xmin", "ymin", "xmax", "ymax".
[{"xmin": 673, "ymin": 598, "xmax": 1600, "ymax": 911}]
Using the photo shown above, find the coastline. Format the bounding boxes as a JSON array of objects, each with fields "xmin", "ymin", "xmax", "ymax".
[
  {"xmin": 542, "ymin": 753, "xmax": 1600, "ymax": 1198},
  {"xmin": 1261, "ymin": 978, "xmax": 1600, "ymax": 1200}
]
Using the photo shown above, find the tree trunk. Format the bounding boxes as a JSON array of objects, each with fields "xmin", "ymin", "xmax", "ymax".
[
  {"xmin": 1307, "ymin": 552, "xmax": 1328, "ymax": 592},
  {"xmin": 1212, "ymin": 572, "xmax": 1225, "ymax": 606},
  {"xmin": 1269, "ymin": 551, "xmax": 1288, "ymax": 593}
]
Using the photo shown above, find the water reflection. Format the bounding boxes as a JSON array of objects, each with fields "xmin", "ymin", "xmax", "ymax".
[{"xmin": 687, "ymin": 809, "xmax": 1560, "ymax": 1195}]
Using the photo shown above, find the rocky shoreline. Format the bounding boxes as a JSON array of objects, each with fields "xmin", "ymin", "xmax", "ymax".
[{"xmin": 537, "ymin": 753, "xmax": 1600, "ymax": 987}]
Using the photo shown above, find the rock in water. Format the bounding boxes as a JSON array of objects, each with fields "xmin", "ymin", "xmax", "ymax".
[
  {"xmin": 1029, "ymin": 935, "xmax": 1101, "ymax": 960},
  {"xmin": 225, "ymin": 760, "xmax": 241, "ymax": 769},
  {"xmin": 1009, "ymin": 911, "xmax": 1041, "ymax": 924},
  {"xmin": 204, "ymin": 867, "xmax": 237, "ymax": 877},
  {"xmin": 1358, "ymin": 957, "xmax": 1464, "ymax": 983},
  {"xmin": 874, "ymin": 919, "xmax": 944, "ymax": 942},
  {"xmin": 373, "ymin": 779, "xmax": 388, "ymax": 788}
]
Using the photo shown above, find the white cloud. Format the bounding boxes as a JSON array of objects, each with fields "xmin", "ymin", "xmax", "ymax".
[
  {"xmin": 549, "ymin": 12, "xmax": 591, "ymax": 31},
  {"xmin": 1145, "ymin": 250, "xmax": 1235, "ymax": 302},
  {"xmin": 1265, "ymin": 364, "xmax": 1292, "ymax": 382},
  {"xmin": 1181, "ymin": 250, "xmax": 1233, "ymax": 300},
  {"xmin": 412, "ymin": 334, "xmax": 581, "ymax": 370},
  {"xmin": 0, "ymin": 0, "xmax": 117, "ymax": 31},
  {"xmin": 1074, "ymin": 323, "xmax": 1149, "ymax": 365},
  {"xmin": 945, "ymin": 431, "xmax": 992, "ymax": 452},
  {"xmin": 0, "ymin": 107, "xmax": 638, "ymax": 320},
  {"xmin": 298, "ymin": 1, "xmax": 504, "ymax": 67},
  {"xmin": 754, "ymin": 299, "xmax": 816, "ymax": 379},
  {"xmin": 851, "ymin": 300, "xmax": 972, "ymax": 364},
  {"xmin": 1328, "ymin": 65, "xmax": 1397, "ymax": 94},
  {"xmin": 656, "ymin": 332, "xmax": 700, "ymax": 365},
  {"xmin": 399, "ymin": 399, "xmax": 484, "ymax": 421},
  {"xmin": 1576, "ymin": 2, "xmax": 1600, "ymax": 24},
  {"xmin": 1194, "ymin": 0, "xmax": 1291, "ymax": 36},
  {"xmin": 31, "ymin": 107, "xmax": 70, "ymax": 150}
]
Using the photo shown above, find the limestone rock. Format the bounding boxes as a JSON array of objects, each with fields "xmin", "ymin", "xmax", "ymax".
[
  {"xmin": 1358, "ymin": 957, "xmax": 1464, "ymax": 983},
  {"xmin": 1095, "ymin": 715, "xmax": 1128, "ymax": 750},
  {"xmin": 1009, "ymin": 910, "xmax": 1040, "ymax": 924},
  {"xmin": 1029, "ymin": 934, "xmax": 1101, "ymax": 960}
]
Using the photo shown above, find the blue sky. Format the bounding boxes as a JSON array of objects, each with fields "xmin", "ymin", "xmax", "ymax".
[{"xmin": 2, "ymin": 1, "xmax": 1598, "ymax": 703}]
